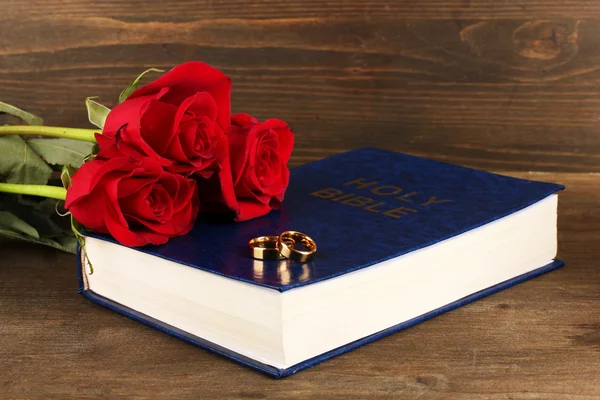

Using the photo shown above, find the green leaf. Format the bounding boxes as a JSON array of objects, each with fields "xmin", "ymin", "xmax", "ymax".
[
  {"xmin": 34, "ymin": 197, "xmax": 63, "ymax": 216},
  {"xmin": 82, "ymin": 143, "xmax": 100, "ymax": 164},
  {"xmin": 55, "ymin": 234, "xmax": 78, "ymax": 253},
  {"xmin": 0, "ymin": 198, "xmax": 65, "ymax": 238},
  {"xmin": 60, "ymin": 165, "xmax": 77, "ymax": 189},
  {"xmin": 27, "ymin": 138, "xmax": 94, "ymax": 169},
  {"xmin": 85, "ymin": 97, "xmax": 110, "ymax": 129},
  {"xmin": 0, "ymin": 136, "xmax": 52, "ymax": 184},
  {"xmin": 119, "ymin": 68, "xmax": 164, "ymax": 103},
  {"xmin": 0, "ymin": 197, "xmax": 76, "ymax": 254},
  {"xmin": 0, "ymin": 101, "xmax": 43, "ymax": 125},
  {"xmin": 0, "ymin": 211, "xmax": 40, "ymax": 238},
  {"xmin": 0, "ymin": 228, "xmax": 77, "ymax": 253}
]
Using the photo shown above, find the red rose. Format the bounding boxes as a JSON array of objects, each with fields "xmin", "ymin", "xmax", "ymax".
[
  {"xmin": 96, "ymin": 62, "xmax": 231, "ymax": 177},
  {"xmin": 228, "ymin": 113, "xmax": 294, "ymax": 221},
  {"xmin": 65, "ymin": 154, "xmax": 199, "ymax": 247}
]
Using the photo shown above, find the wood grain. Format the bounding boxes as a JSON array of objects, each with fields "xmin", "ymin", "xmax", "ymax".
[
  {"xmin": 1, "ymin": 171, "xmax": 598, "ymax": 399},
  {"xmin": 1, "ymin": 0, "xmax": 599, "ymax": 398},
  {"xmin": 4, "ymin": 0, "xmax": 600, "ymax": 20},
  {"xmin": 2, "ymin": 2, "xmax": 600, "ymax": 171}
]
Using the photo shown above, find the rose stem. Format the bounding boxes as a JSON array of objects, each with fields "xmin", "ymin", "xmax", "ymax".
[
  {"xmin": 0, "ymin": 183, "xmax": 67, "ymax": 200},
  {"xmin": 0, "ymin": 126, "xmax": 97, "ymax": 142}
]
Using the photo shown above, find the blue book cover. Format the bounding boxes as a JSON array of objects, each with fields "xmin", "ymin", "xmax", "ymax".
[{"xmin": 78, "ymin": 147, "xmax": 565, "ymax": 377}]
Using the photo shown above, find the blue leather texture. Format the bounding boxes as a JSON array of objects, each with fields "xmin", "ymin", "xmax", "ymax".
[
  {"xmin": 85, "ymin": 147, "xmax": 565, "ymax": 292},
  {"xmin": 77, "ymin": 256, "xmax": 565, "ymax": 378}
]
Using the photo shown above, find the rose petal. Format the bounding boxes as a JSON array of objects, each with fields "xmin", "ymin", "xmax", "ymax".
[
  {"xmin": 129, "ymin": 62, "xmax": 231, "ymax": 133},
  {"xmin": 120, "ymin": 185, "xmax": 156, "ymax": 222},
  {"xmin": 104, "ymin": 204, "xmax": 154, "ymax": 247},
  {"xmin": 139, "ymin": 100, "xmax": 179, "ymax": 155},
  {"xmin": 229, "ymin": 117, "xmax": 253, "ymax": 186},
  {"xmin": 67, "ymin": 192, "xmax": 108, "ymax": 231},
  {"xmin": 235, "ymin": 199, "xmax": 272, "ymax": 222},
  {"xmin": 65, "ymin": 157, "xmax": 131, "ymax": 206},
  {"xmin": 231, "ymin": 113, "xmax": 259, "ymax": 128}
]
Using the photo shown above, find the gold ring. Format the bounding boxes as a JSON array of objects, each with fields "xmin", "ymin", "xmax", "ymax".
[
  {"xmin": 248, "ymin": 236, "xmax": 284, "ymax": 260},
  {"xmin": 277, "ymin": 231, "xmax": 317, "ymax": 263}
]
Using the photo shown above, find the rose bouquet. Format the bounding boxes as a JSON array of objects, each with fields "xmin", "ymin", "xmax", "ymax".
[{"xmin": 0, "ymin": 62, "xmax": 294, "ymax": 255}]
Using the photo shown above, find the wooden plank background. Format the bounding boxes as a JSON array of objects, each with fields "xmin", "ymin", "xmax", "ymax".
[
  {"xmin": 1, "ymin": 1, "xmax": 599, "ymax": 398},
  {"xmin": 2, "ymin": 1, "xmax": 600, "ymax": 171}
]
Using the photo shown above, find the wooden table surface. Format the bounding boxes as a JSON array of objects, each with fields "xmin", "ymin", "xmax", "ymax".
[{"xmin": 1, "ymin": 1, "xmax": 599, "ymax": 398}]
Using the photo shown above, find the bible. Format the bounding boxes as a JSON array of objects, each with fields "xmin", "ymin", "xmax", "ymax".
[{"xmin": 78, "ymin": 147, "xmax": 564, "ymax": 377}]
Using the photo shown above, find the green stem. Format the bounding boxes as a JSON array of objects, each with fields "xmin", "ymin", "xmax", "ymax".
[
  {"xmin": 0, "ymin": 183, "xmax": 66, "ymax": 200},
  {"xmin": 0, "ymin": 125, "xmax": 97, "ymax": 142}
]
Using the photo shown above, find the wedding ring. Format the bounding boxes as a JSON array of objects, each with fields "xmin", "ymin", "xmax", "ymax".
[
  {"xmin": 277, "ymin": 231, "xmax": 317, "ymax": 263},
  {"xmin": 248, "ymin": 236, "xmax": 284, "ymax": 260}
]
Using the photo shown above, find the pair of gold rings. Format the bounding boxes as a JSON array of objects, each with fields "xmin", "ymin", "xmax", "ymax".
[{"xmin": 249, "ymin": 231, "xmax": 317, "ymax": 263}]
